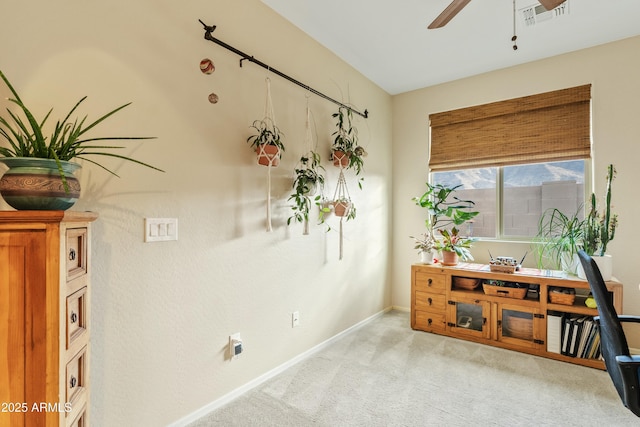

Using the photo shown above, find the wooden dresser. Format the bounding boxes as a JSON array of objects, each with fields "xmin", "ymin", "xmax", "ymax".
[
  {"xmin": 411, "ymin": 262, "xmax": 623, "ymax": 370},
  {"xmin": 0, "ymin": 211, "xmax": 97, "ymax": 426}
]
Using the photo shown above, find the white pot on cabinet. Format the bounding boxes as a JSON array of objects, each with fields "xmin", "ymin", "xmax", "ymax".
[{"xmin": 577, "ymin": 254, "xmax": 613, "ymax": 281}]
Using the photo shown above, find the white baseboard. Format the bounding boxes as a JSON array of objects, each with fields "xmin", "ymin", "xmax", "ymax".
[{"xmin": 167, "ymin": 307, "xmax": 392, "ymax": 427}]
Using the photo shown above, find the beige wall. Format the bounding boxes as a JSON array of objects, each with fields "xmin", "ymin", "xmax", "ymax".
[
  {"xmin": 392, "ymin": 36, "xmax": 640, "ymax": 344},
  {"xmin": 1, "ymin": 1, "xmax": 392, "ymax": 425}
]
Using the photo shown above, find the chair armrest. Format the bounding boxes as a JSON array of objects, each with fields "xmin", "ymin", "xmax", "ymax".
[
  {"xmin": 616, "ymin": 355, "xmax": 640, "ymax": 365},
  {"xmin": 618, "ymin": 315, "xmax": 640, "ymax": 324},
  {"xmin": 594, "ymin": 315, "xmax": 640, "ymax": 324}
]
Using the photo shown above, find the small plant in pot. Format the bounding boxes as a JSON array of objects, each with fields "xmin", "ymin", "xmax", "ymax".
[
  {"xmin": 287, "ymin": 151, "xmax": 325, "ymax": 234},
  {"xmin": 410, "ymin": 229, "xmax": 437, "ymax": 264},
  {"xmin": 0, "ymin": 69, "xmax": 163, "ymax": 210},
  {"xmin": 247, "ymin": 117, "xmax": 285, "ymax": 167},
  {"xmin": 331, "ymin": 107, "xmax": 366, "ymax": 188},
  {"xmin": 534, "ymin": 207, "xmax": 584, "ymax": 274},
  {"xmin": 434, "ymin": 226, "xmax": 477, "ymax": 266}
]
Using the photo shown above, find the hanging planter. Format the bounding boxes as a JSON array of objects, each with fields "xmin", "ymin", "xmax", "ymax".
[
  {"xmin": 330, "ymin": 107, "xmax": 367, "ymax": 188},
  {"xmin": 327, "ymin": 170, "xmax": 356, "ymax": 260},
  {"xmin": 287, "ymin": 101, "xmax": 326, "ymax": 235},
  {"xmin": 246, "ymin": 78, "xmax": 285, "ymax": 231}
]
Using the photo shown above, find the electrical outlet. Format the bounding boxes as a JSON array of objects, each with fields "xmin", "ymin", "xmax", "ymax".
[
  {"xmin": 229, "ymin": 333, "xmax": 242, "ymax": 360},
  {"xmin": 292, "ymin": 311, "xmax": 300, "ymax": 328}
]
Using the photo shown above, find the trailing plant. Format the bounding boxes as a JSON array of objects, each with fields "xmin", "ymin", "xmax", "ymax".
[
  {"xmin": 287, "ymin": 151, "xmax": 325, "ymax": 232},
  {"xmin": 0, "ymin": 69, "xmax": 163, "ymax": 184},
  {"xmin": 246, "ymin": 117, "xmax": 285, "ymax": 151},
  {"xmin": 434, "ymin": 227, "xmax": 477, "ymax": 261},
  {"xmin": 331, "ymin": 106, "xmax": 366, "ymax": 187},
  {"xmin": 581, "ymin": 164, "xmax": 618, "ymax": 256}
]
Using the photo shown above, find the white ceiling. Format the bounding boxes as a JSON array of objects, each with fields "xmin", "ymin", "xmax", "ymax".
[{"xmin": 262, "ymin": 0, "xmax": 640, "ymax": 95}]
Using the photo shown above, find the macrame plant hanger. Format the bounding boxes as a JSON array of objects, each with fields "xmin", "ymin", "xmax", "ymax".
[
  {"xmin": 301, "ymin": 98, "xmax": 314, "ymax": 235},
  {"xmin": 332, "ymin": 169, "xmax": 351, "ymax": 260},
  {"xmin": 260, "ymin": 76, "xmax": 278, "ymax": 232}
]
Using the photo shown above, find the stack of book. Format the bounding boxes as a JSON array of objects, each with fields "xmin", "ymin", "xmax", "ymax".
[{"xmin": 546, "ymin": 312, "xmax": 601, "ymax": 359}]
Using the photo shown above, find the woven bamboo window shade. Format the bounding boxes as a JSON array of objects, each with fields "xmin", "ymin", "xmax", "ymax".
[{"xmin": 429, "ymin": 84, "xmax": 591, "ymax": 171}]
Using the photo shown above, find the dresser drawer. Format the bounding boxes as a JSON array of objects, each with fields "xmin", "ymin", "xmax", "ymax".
[
  {"xmin": 66, "ymin": 228, "xmax": 88, "ymax": 282},
  {"xmin": 414, "ymin": 271, "xmax": 446, "ymax": 292},
  {"xmin": 66, "ymin": 287, "xmax": 88, "ymax": 350},
  {"xmin": 414, "ymin": 290, "xmax": 446, "ymax": 312},
  {"xmin": 414, "ymin": 310, "xmax": 447, "ymax": 333},
  {"xmin": 66, "ymin": 347, "xmax": 88, "ymax": 406}
]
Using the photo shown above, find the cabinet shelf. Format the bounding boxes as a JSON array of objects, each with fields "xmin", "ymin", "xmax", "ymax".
[{"xmin": 411, "ymin": 263, "xmax": 623, "ymax": 370}]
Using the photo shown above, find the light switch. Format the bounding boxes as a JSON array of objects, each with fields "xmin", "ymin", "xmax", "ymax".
[{"xmin": 145, "ymin": 218, "xmax": 178, "ymax": 242}]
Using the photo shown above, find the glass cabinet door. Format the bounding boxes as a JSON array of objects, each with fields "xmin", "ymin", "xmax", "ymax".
[
  {"xmin": 447, "ymin": 296, "xmax": 490, "ymax": 339},
  {"xmin": 497, "ymin": 303, "xmax": 543, "ymax": 350}
]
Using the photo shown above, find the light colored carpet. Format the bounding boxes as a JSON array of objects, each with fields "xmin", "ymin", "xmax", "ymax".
[{"xmin": 189, "ymin": 310, "xmax": 639, "ymax": 426}]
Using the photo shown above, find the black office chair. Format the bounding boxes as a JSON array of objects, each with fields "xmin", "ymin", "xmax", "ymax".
[{"xmin": 577, "ymin": 250, "xmax": 640, "ymax": 417}]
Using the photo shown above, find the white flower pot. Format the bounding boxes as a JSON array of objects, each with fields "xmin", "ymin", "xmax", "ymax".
[
  {"xmin": 419, "ymin": 250, "xmax": 435, "ymax": 264},
  {"xmin": 577, "ymin": 254, "xmax": 613, "ymax": 281}
]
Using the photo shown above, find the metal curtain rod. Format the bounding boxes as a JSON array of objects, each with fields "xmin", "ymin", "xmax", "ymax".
[{"xmin": 198, "ymin": 20, "xmax": 369, "ymax": 119}]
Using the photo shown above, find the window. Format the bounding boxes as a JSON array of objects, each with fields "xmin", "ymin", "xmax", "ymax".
[
  {"xmin": 432, "ymin": 160, "xmax": 586, "ymax": 239},
  {"xmin": 428, "ymin": 85, "xmax": 591, "ymax": 240}
]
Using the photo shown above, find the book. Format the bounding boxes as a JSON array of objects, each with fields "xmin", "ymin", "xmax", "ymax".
[{"xmin": 547, "ymin": 312, "xmax": 563, "ymax": 354}]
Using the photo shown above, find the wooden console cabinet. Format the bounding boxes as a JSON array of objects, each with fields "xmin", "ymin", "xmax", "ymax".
[
  {"xmin": 0, "ymin": 211, "xmax": 97, "ymax": 426},
  {"xmin": 411, "ymin": 263, "xmax": 623, "ymax": 369}
]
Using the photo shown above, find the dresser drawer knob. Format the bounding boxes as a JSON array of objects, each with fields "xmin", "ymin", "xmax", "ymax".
[
  {"xmin": 427, "ymin": 318, "xmax": 433, "ymax": 325},
  {"xmin": 69, "ymin": 248, "xmax": 76, "ymax": 261},
  {"xmin": 70, "ymin": 312, "xmax": 78, "ymax": 324},
  {"xmin": 70, "ymin": 376, "xmax": 77, "ymax": 388},
  {"xmin": 427, "ymin": 278, "xmax": 433, "ymax": 286},
  {"xmin": 427, "ymin": 297, "xmax": 433, "ymax": 305}
]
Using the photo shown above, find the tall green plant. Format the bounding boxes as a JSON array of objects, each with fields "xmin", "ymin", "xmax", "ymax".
[
  {"xmin": 412, "ymin": 182, "xmax": 479, "ymax": 232},
  {"xmin": 535, "ymin": 207, "xmax": 584, "ymax": 271},
  {"xmin": 0, "ymin": 69, "xmax": 163, "ymax": 179}
]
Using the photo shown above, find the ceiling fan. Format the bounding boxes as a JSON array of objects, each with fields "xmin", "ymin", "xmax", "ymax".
[{"xmin": 428, "ymin": 0, "xmax": 566, "ymax": 29}]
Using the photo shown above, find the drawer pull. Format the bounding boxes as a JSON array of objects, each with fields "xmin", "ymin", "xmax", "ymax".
[
  {"xmin": 427, "ymin": 278, "xmax": 433, "ymax": 286},
  {"xmin": 427, "ymin": 318, "xmax": 433, "ymax": 326},
  {"xmin": 69, "ymin": 248, "xmax": 77, "ymax": 261},
  {"xmin": 70, "ymin": 312, "xmax": 78, "ymax": 324},
  {"xmin": 427, "ymin": 297, "xmax": 433, "ymax": 305},
  {"xmin": 70, "ymin": 376, "xmax": 77, "ymax": 388}
]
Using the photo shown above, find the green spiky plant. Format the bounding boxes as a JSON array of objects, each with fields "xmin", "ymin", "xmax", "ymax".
[
  {"xmin": 0, "ymin": 69, "xmax": 163, "ymax": 189},
  {"xmin": 582, "ymin": 164, "xmax": 618, "ymax": 256}
]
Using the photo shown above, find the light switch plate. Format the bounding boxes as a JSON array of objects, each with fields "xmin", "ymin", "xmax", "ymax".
[{"xmin": 145, "ymin": 218, "xmax": 178, "ymax": 242}]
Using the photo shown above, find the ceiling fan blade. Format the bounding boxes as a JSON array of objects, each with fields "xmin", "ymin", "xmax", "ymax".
[
  {"xmin": 538, "ymin": 0, "xmax": 566, "ymax": 10},
  {"xmin": 428, "ymin": 0, "xmax": 472, "ymax": 29}
]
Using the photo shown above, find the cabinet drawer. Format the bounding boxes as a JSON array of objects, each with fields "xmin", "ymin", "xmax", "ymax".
[
  {"xmin": 66, "ymin": 287, "xmax": 88, "ymax": 350},
  {"xmin": 414, "ymin": 310, "xmax": 447, "ymax": 333},
  {"xmin": 414, "ymin": 271, "xmax": 446, "ymax": 292},
  {"xmin": 414, "ymin": 290, "xmax": 446, "ymax": 312},
  {"xmin": 66, "ymin": 347, "xmax": 88, "ymax": 406},
  {"xmin": 66, "ymin": 228, "xmax": 88, "ymax": 282}
]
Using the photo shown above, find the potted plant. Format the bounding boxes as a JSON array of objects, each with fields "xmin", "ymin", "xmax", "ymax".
[
  {"xmin": 0, "ymin": 69, "xmax": 163, "ymax": 210},
  {"xmin": 579, "ymin": 164, "xmax": 618, "ymax": 280},
  {"xmin": 410, "ymin": 229, "xmax": 437, "ymax": 264},
  {"xmin": 534, "ymin": 207, "xmax": 584, "ymax": 274},
  {"xmin": 287, "ymin": 151, "xmax": 325, "ymax": 234},
  {"xmin": 331, "ymin": 107, "xmax": 366, "ymax": 188},
  {"xmin": 413, "ymin": 182, "xmax": 479, "ymax": 264},
  {"xmin": 247, "ymin": 117, "xmax": 285, "ymax": 167},
  {"xmin": 434, "ymin": 226, "xmax": 477, "ymax": 266}
]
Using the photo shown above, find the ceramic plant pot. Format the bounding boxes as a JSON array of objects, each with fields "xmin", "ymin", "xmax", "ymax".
[
  {"xmin": 256, "ymin": 144, "xmax": 281, "ymax": 167},
  {"xmin": 0, "ymin": 157, "xmax": 81, "ymax": 210},
  {"xmin": 333, "ymin": 200, "xmax": 351, "ymax": 217},
  {"xmin": 441, "ymin": 250, "xmax": 459, "ymax": 266},
  {"xmin": 332, "ymin": 150, "xmax": 350, "ymax": 168}
]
